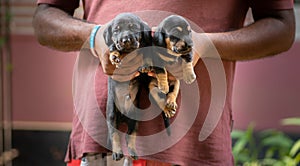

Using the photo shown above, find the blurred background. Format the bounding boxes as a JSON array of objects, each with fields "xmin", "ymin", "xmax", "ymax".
[{"xmin": 0, "ymin": 0, "xmax": 299, "ymax": 165}]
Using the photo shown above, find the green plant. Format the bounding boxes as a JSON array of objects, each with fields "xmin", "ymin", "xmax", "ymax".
[
  {"xmin": 231, "ymin": 122, "xmax": 300, "ymax": 166},
  {"xmin": 281, "ymin": 117, "xmax": 300, "ymax": 126}
]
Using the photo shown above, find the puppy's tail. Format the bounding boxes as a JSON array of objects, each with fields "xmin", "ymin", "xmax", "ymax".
[{"xmin": 162, "ymin": 113, "xmax": 171, "ymax": 136}]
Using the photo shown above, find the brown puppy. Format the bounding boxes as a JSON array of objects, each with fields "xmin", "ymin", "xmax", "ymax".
[
  {"xmin": 149, "ymin": 15, "xmax": 195, "ymax": 118},
  {"xmin": 103, "ymin": 13, "xmax": 152, "ymax": 161}
]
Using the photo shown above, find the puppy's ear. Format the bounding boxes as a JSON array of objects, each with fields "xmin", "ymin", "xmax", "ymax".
[
  {"xmin": 140, "ymin": 21, "xmax": 152, "ymax": 47},
  {"xmin": 153, "ymin": 27, "xmax": 166, "ymax": 47},
  {"xmin": 103, "ymin": 22, "xmax": 113, "ymax": 46}
]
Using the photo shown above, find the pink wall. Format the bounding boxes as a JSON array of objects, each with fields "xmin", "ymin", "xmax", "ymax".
[
  {"xmin": 233, "ymin": 41, "xmax": 300, "ymax": 133},
  {"xmin": 11, "ymin": 35, "xmax": 76, "ymax": 123},
  {"xmin": 10, "ymin": 35, "xmax": 300, "ymax": 133}
]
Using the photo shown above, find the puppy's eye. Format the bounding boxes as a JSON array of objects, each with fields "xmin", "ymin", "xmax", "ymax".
[
  {"xmin": 130, "ymin": 25, "xmax": 139, "ymax": 31},
  {"xmin": 113, "ymin": 29, "xmax": 120, "ymax": 34},
  {"xmin": 171, "ymin": 32, "xmax": 180, "ymax": 38},
  {"xmin": 170, "ymin": 35, "xmax": 179, "ymax": 41},
  {"xmin": 112, "ymin": 26, "xmax": 120, "ymax": 34}
]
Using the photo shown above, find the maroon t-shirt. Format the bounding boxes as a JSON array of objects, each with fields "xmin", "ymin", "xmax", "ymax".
[{"xmin": 37, "ymin": 0, "xmax": 293, "ymax": 165}]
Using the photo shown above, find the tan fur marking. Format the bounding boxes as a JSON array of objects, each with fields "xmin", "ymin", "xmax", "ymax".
[
  {"xmin": 127, "ymin": 132, "xmax": 136, "ymax": 150},
  {"xmin": 187, "ymin": 26, "xmax": 191, "ymax": 31},
  {"xmin": 156, "ymin": 70, "xmax": 169, "ymax": 94},
  {"xmin": 158, "ymin": 53, "xmax": 178, "ymax": 62},
  {"xmin": 165, "ymin": 37, "xmax": 172, "ymax": 50},
  {"xmin": 176, "ymin": 26, "xmax": 183, "ymax": 31},
  {"xmin": 165, "ymin": 38, "xmax": 182, "ymax": 57},
  {"xmin": 112, "ymin": 133, "xmax": 122, "ymax": 153}
]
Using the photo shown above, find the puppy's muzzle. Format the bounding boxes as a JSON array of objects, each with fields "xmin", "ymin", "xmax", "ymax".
[
  {"xmin": 116, "ymin": 33, "xmax": 140, "ymax": 52},
  {"xmin": 173, "ymin": 41, "xmax": 193, "ymax": 54}
]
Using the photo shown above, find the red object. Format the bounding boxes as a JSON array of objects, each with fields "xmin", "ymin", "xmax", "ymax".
[
  {"xmin": 67, "ymin": 159, "xmax": 81, "ymax": 166},
  {"xmin": 66, "ymin": 158, "xmax": 151, "ymax": 166},
  {"xmin": 133, "ymin": 159, "xmax": 147, "ymax": 166}
]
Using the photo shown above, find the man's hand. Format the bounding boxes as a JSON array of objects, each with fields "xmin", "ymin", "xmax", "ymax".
[
  {"xmin": 93, "ymin": 24, "xmax": 143, "ymax": 82},
  {"xmin": 92, "ymin": 26, "xmax": 207, "ymax": 82}
]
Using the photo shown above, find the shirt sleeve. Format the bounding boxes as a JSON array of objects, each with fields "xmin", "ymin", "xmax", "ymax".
[
  {"xmin": 37, "ymin": 0, "xmax": 80, "ymax": 15},
  {"xmin": 249, "ymin": 0, "xmax": 294, "ymax": 11}
]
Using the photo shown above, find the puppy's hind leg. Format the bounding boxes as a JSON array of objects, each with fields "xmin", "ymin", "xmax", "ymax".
[
  {"xmin": 165, "ymin": 79, "xmax": 180, "ymax": 117},
  {"xmin": 107, "ymin": 108, "xmax": 124, "ymax": 161},
  {"xmin": 126, "ymin": 119, "xmax": 138, "ymax": 160},
  {"xmin": 107, "ymin": 79, "xmax": 124, "ymax": 161},
  {"xmin": 148, "ymin": 79, "xmax": 171, "ymax": 135}
]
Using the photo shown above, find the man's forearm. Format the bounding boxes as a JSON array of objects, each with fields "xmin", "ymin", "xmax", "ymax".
[
  {"xmin": 205, "ymin": 9, "xmax": 295, "ymax": 61},
  {"xmin": 33, "ymin": 4, "xmax": 95, "ymax": 51}
]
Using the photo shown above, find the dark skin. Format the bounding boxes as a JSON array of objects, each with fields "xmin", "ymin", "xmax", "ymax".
[{"xmin": 33, "ymin": 4, "xmax": 295, "ymax": 80}]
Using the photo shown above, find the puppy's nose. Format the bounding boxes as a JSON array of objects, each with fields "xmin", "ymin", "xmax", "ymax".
[
  {"xmin": 185, "ymin": 40, "xmax": 193, "ymax": 48},
  {"xmin": 186, "ymin": 45, "xmax": 192, "ymax": 49},
  {"xmin": 121, "ymin": 35, "xmax": 133, "ymax": 43}
]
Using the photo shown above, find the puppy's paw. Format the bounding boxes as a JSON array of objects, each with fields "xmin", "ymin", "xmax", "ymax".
[
  {"xmin": 164, "ymin": 100, "xmax": 177, "ymax": 118},
  {"xmin": 112, "ymin": 151, "xmax": 124, "ymax": 161},
  {"xmin": 166, "ymin": 100, "xmax": 177, "ymax": 112},
  {"xmin": 183, "ymin": 71, "xmax": 196, "ymax": 84},
  {"xmin": 109, "ymin": 51, "xmax": 121, "ymax": 67},
  {"xmin": 163, "ymin": 109, "xmax": 176, "ymax": 118},
  {"xmin": 138, "ymin": 66, "xmax": 152, "ymax": 73},
  {"xmin": 163, "ymin": 93, "xmax": 178, "ymax": 118},
  {"xmin": 128, "ymin": 148, "xmax": 138, "ymax": 160}
]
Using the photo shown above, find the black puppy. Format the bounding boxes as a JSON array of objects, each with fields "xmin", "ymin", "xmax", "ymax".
[
  {"xmin": 148, "ymin": 15, "xmax": 196, "ymax": 118},
  {"xmin": 103, "ymin": 13, "xmax": 152, "ymax": 161}
]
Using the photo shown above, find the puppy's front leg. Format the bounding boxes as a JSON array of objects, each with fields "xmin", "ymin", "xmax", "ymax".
[
  {"xmin": 155, "ymin": 67, "xmax": 169, "ymax": 94},
  {"xmin": 181, "ymin": 53, "xmax": 196, "ymax": 84},
  {"xmin": 109, "ymin": 44, "xmax": 121, "ymax": 67},
  {"xmin": 165, "ymin": 79, "xmax": 180, "ymax": 118}
]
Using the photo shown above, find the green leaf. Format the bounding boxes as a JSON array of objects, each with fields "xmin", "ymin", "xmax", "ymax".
[
  {"xmin": 243, "ymin": 161, "xmax": 255, "ymax": 166},
  {"xmin": 260, "ymin": 158, "xmax": 281, "ymax": 166},
  {"xmin": 261, "ymin": 134, "xmax": 293, "ymax": 149},
  {"xmin": 232, "ymin": 138, "xmax": 248, "ymax": 155},
  {"xmin": 235, "ymin": 152, "xmax": 251, "ymax": 163},
  {"xmin": 259, "ymin": 129, "xmax": 278, "ymax": 139},
  {"xmin": 265, "ymin": 148, "xmax": 275, "ymax": 158},
  {"xmin": 294, "ymin": 153, "xmax": 300, "ymax": 164},
  {"xmin": 231, "ymin": 130, "xmax": 245, "ymax": 139},
  {"xmin": 281, "ymin": 117, "xmax": 300, "ymax": 126},
  {"xmin": 290, "ymin": 139, "xmax": 300, "ymax": 157}
]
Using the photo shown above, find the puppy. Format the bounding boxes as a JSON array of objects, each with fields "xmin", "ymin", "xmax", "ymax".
[
  {"xmin": 103, "ymin": 13, "xmax": 152, "ymax": 161},
  {"xmin": 148, "ymin": 15, "xmax": 196, "ymax": 118},
  {"xmin": 154, "ymin": 15, "xmax": 196, "ymax": 85},
  {"xmin": 104, "ymin": 13, "xmax": 152, "ymax": 68}
]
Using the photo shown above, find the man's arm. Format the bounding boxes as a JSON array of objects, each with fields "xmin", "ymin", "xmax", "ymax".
[
  {"xmin": 32, "ymin": 4, "xmax": 142, "ymax": 81},
  {"xmin": 32, "ymin": 4, "xmax": 95, "ymax": 51},
  {"xmin": 194, "ymin": 9, "xmax": 295, "ymax": 61}
]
